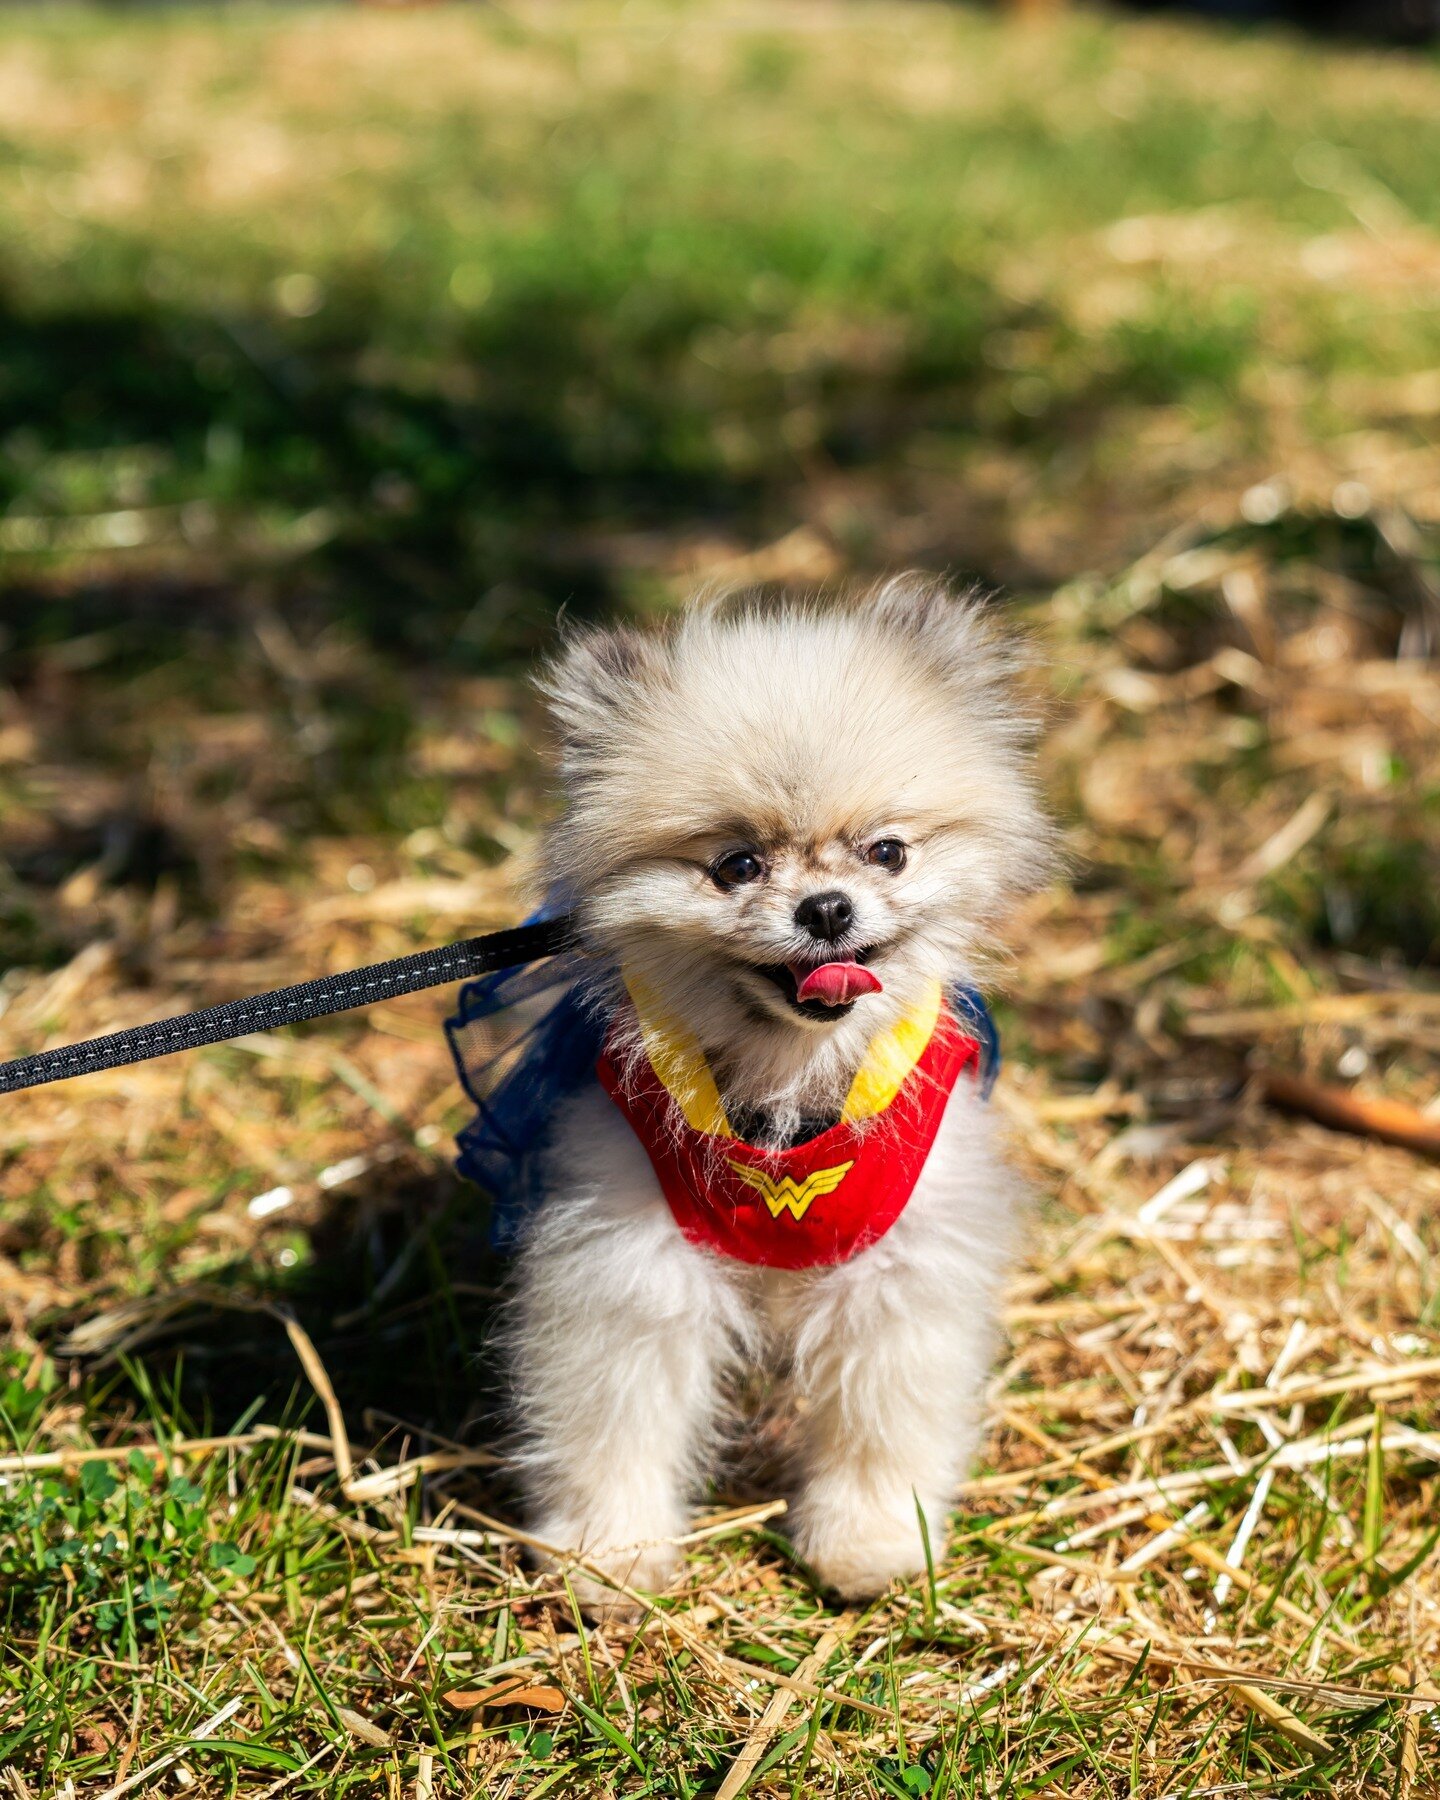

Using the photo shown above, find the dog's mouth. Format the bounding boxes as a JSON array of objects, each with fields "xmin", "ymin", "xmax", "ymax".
[{"xmin": 751, "ymin": 947, "xmax": 884, "ymax": 1021}]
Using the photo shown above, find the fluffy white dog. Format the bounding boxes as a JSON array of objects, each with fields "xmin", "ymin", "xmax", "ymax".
[{"xmin": 508, "ymin": 576, "xmax": 1054, "ymax": 1615}]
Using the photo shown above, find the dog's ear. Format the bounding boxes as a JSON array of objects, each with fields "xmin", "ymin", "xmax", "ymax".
[
  {"xmin": 870, "ymin": 572, "xmax": 997, "ymax": 648},
  {"xmin": 871, "ymin": 572, "xmax": 964, "ymax": 633},
  {"xmin": 539, "ymin": 624, "xmax": 661, "ymax": 772},
  {"xmin": 869, "ymin": 573, "xmax": 1039, "ymax": 742}
]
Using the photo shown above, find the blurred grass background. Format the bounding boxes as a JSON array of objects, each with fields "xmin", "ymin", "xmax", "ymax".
[
  {"xmin": 4, "ymin": 1, "xmax": 1440, "ymax": 652},
  {"xmin": 3, "ymin": 4, "xmax": 1440, "ymax": 1793},
  {"xmin": 4, "ymin": 0, "xmax": 1440, "ymax": 946}
]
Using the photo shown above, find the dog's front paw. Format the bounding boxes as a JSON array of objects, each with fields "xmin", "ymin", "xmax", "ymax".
[
  {"xmin": 793, "ymin": 1495, "xmax": 944, "ymax": 1600},
  {"xmin": 534, "ymin": 1526, "xmax": 680, "ymax": 1625}
]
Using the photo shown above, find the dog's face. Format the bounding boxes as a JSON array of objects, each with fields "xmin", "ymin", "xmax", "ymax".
[{"xmin": 539, "ymin": 578, "xmax": 1053, "ymax": 1088}]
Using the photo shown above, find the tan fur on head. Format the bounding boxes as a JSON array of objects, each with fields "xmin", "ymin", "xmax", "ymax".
[{"xmin": 537, "ymin": 576, "xmax": 1056, "ymax": 1127}]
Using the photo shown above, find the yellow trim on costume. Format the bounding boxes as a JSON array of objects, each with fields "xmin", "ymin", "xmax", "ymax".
[
  {"xmin": 623, "ymin": 967, "xmax": 943, "ymax": 1140},
  {"xmin": 621, "ymin": 969, "xmax": 733, "ymax": 1138},
  {"xmin": 841, "ymin": 978, "xmax": 943, "ymax": 1124}
]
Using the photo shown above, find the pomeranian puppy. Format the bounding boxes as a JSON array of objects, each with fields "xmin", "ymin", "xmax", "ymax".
[{"xmin": 510, "ymin": 575, "xmax": 1054, "ymax": 1615}]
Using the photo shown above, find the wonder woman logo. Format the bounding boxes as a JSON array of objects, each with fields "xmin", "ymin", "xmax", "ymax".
[{"xmin": 727, "ymin": 1159, "xmax": 855, "ymax": 1222}]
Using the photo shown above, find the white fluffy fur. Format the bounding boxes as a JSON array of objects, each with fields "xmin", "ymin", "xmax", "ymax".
[{"xmin": 509, "ymin": 577, "xmax": 1054, "ymax": 1615}]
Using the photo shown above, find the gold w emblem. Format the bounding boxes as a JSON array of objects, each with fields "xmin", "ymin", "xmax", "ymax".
[{"xmin": 727, "ymin": 1159, "xmax": 855, "ymax": 1222}]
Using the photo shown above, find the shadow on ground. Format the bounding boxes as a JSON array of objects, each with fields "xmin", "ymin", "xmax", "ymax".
[{"xmin": 49, "ymin": 1152, "xmax": 524, "ymax": 1508}]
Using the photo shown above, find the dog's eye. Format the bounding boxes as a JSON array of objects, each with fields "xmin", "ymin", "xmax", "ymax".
[
  {"xmin": 711, "ymin": 849, "xmax": 766, "ymax": 891},
  {"xmin": 864, "ymin": 838, "xmax": 907, "ymax": 872}
]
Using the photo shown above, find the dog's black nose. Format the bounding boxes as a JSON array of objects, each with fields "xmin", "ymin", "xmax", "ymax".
[{"xmin": 795, "ymin": 890, "xmax": 853, "ymax": 943}]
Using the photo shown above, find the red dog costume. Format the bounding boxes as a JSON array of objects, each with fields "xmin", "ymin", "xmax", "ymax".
[{"xmin": 597, "ymin": 976, "xmax": 981, "ymax": 1270}]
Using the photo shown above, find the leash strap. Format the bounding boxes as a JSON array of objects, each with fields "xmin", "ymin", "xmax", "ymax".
[{"xmin": 0, "ymin": 916, "xmax": 575, "ymax": 1097}]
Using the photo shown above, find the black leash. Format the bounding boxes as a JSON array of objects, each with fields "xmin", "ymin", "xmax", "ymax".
[{"xmin": 0, "ymin": 915, "xmax": 575, "ymax": 1097}]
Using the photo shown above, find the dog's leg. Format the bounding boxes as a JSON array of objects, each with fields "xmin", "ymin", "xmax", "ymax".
[
  {"xmin": 512, "ymin": 1093, "xmax": 747, "ymax": 1622},
  {"xmin": 785, "ymin": 1121, "xmax": 1018, "ymax": 1598},
  {"xmin": 786, "ymin": 1265, "xmax": 994, "ymax": 1598}
]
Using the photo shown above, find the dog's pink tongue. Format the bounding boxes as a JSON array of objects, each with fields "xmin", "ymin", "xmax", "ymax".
[{"xmin": 794, "ymin": 962, "xmax": 883, "ymax": 1007}]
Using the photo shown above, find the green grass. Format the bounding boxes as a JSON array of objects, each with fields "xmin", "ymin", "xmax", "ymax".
[
  {"xmin": 2, "ymin": 2, "xmax": 1440, "ymax": 1795},
  {"xmin": 3, "ymin": 1, "xmax": 1440, "ymax": 662}
]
